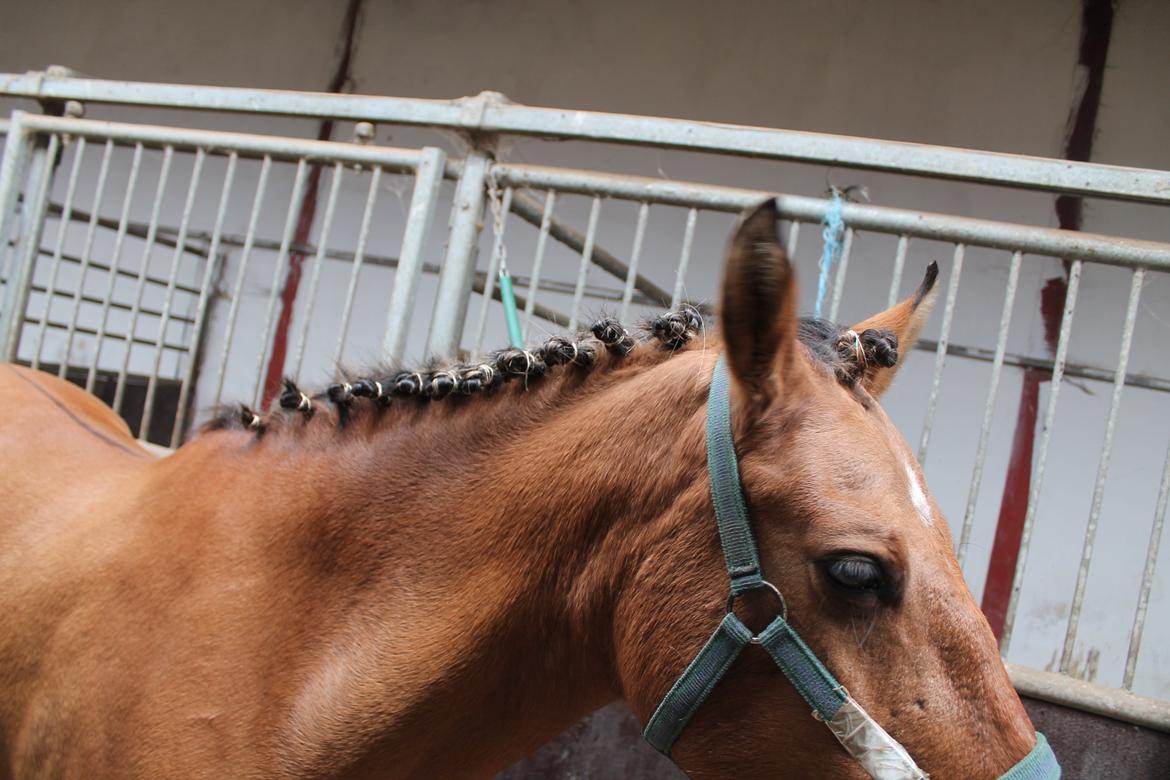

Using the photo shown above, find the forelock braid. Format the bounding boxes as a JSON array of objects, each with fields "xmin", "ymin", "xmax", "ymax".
[{"xmin": 833, "ymin": 328, "xmax": 898, "ymax": 385}]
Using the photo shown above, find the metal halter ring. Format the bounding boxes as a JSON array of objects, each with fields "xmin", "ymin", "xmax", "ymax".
[{"xmin": 726, "ymin": 580, "xmax": 788, "ymax": 644}]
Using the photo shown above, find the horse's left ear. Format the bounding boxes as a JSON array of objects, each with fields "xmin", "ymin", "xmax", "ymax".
[
  {"xmin": 719, "ymin": 198, "xmax": 798, "ymax": 402},
  {"xmin": 848, "ymin": 262, "xmax": 939, "ymax": 398}
]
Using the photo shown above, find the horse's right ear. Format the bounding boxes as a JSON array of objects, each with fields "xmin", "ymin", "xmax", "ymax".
[{"xmin": 719, "ymin": 199, "xmax": 798, "ymax": 402}]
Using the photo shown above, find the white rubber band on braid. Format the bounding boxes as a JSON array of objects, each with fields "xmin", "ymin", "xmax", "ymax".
[
  {"xmin": 297, "ymin": 393, "xmax": 312, "ymax": 412},
  {"xmin": 248, "ymin": 412, "xmax": 263, "ymax": 429},
  {"xmin": 373, "ymin": 381, "xmax": 384, "ymax": 398},
  {"xmin": 844, "ymin": 329, "xmax": 866, "ymax": 368}
]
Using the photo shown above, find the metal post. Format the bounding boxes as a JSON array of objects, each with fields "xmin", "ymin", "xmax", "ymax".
[
  {"xmin": 619, "ymin": 202, "xmax": 649, "ymax": 322},
  {"xmin": 1060, "ymin": 268, "xmax": 1144, "ymax": 671},
  {"xmin": 1000, "ymin": 259, "xmax": 1083, "ymax": 656},
  {"xmin": 1, "ymin": 130, "xmax": 57, "ymax": 362},
  {"xmin": 568, "ymin": 197, "xmax": 602, "ymax": 332},
  {"xmin": 827, "ymin": 227, "xmax": 855, "ymax": 323},
  {"xmin": 170, "ymin": 152, "xmax": 237, "ymax": 447},
  {"xmin": 670, "ymin": 207, "xmax": 697, "ymax": 310},
  {"xmin": 0, "ymin": 112, "xmax": 36, "ymax": 359},
  {"xmin": 426, "ymin": 148, "xmax": 489, "ymax": 358},
  {"xmin": 958, "ymin": 251, "xmax": 1022, "ymax": 568},
  {"xmin": 917, "ymin": 243, "xmax": 965, "ymax": 463},
  {"xmin": 383, "ymin": 146, "xmax": 446, "ymax": 362},
  {"xmin": 522, "ymin": 190, "xmax": 556, "ymax": 341}
]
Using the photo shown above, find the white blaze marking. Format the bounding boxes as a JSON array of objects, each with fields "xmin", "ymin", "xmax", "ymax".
[{"xmin": 905, "ymin": 460, "xmax": 933, "ymax": 527}]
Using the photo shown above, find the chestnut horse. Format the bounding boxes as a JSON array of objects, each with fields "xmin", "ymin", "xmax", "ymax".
[{"xmin": 0, "ymin": 200, "xmax": 1044, "ymax": 778}]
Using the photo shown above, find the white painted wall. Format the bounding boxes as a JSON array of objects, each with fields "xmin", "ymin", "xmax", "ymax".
[{"xmin": 2, "ymin": 0, "xmax": 1169, "ymax": 699}]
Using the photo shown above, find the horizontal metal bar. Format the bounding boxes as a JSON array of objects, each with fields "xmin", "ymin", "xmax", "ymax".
[
  {"xmin": 915, "ymin": 338, "xmax": 1170, "ymax": 394},
  {"xmin": 15, "ymin": 114, "xmax": 427, "ymax": 170},
  {"xmin": 491, "ymin": 164, "xmax": 1170, "ymax": 271},
  {"xmin": 1007, "ymin": 663, "xmax": 1170, "ymax": 733},
  {"xmin": 25, "ymin": 316, "xmax": 190, "ymax": 353},
  {"xmin": 46, "ymin": 201, "xmax": 210, "ymax": 261},
  {"xmin": 29, "ymin": 283, "xmax": 197, "ymax": 324},
  {"xmin": 35, "ymin": 248, "xmax": 203, "ymax": 297},
  {"xmin": 5, "ymin": 75, "xmax": 1168, "ymax": 204},
  {"xmin": 508, "ymin": 189, "xmax": 672, "ymax": 306}
]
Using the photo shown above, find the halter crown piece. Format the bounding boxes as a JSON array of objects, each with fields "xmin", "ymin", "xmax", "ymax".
[{"xmin": 642, "ymin": 356, "xmax": 1061, "ymax": 780}]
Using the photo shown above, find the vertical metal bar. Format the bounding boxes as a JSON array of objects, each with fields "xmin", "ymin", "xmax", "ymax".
[
  {"xmin": 59, "ymin": 139, "xmax": 115, "ymax": 378},
  {"xmin": 113, "ymin": 145, "xmax": 174, "ymax": 415},
  {"xmin": 1124, "ymin": 430, "xmax": 1170, "ymax": 689},
  {"xmin": 86, "ymin": 142, "xmax": 144, "ymax": 392},
  {"xmin": 619, "ymin": 202, "xmax": 649, "ymax": 322},
  {"xmin": 382, "ymin": 146, "xmax": 447, "ymax": 362},
  {"xmin": 291, "ymin": 163, "xmax": 343, "ymax": 383},
  {"xmin": 827, "ymin": 227, "xmax": 855, "ymax": 323},
  {"xmin": 887, "ymin": 235, "xmax": 909, "ymax": 308},
  {"xmin": 472, "ymin": 185, "xmax": 512, "ymax": 355},
  {"xmin": 171, "ymin": 152, "xmax": 238, "ymax": 447},
  {"xmin": 567, "ymin": 196, "xmax": 602, "ymax": 332},
  {"xmin": 999, "ymin": 259, "xmax": 1083, "ymax": 656},
  {"xmin": 211, "ymin": 154, "xmax": 272, "ymax": 409},
  {"xmin": 140, "ymin": 149, "xmax": 206, "ymax": 439},
  {"xmin": 0, "ymin": 132, "xmax": 57, "ymax": 362},
  {"xmin": 916, "ymin": 243, "xmax": 966, "ymax": 463},
  {"xmin": 670, "ymin": 207, "xmax": 698, "ymax": 309},
  {"xmin": 784, "ymin": 221, "xmax": 801, "ymax": 264},
  {"xmin": 1059, "ymin": 267, "xmax": 1144, "ymax": 672},
  {"xmin": 0, "ymin": 111, "xmax": 32, "ymax": 299},
  {"xmin": 427, "ymin": 148, "xmax": 489, "ymax": 358},
  {"xmin": 958, "ymin": 251, "xmax": 1022, "ymax": 568},
  {"xmin": 331, "ymin": 165, "xmax": 382, "ymax": 370},
  {"xmin": 522, "ymin": 190, "xmax": 556, "ymax": 341},
  {"xmin": 32, "ymin": 136, "xmax": 86, "ymax": 370},
  {"xmin": 250, "ymin": 158, "xmax": 309, "ymax": 408}
]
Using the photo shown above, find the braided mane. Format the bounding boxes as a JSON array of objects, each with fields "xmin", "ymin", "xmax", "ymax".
[{"xmin": 201, "ymin": 306, "xmax": 897, "ymax": 439}]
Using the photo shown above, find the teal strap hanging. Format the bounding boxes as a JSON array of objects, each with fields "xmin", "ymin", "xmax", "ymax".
[
  {"xmin": 815, "ymin": 188, "xmax": 845, "ymax": 319},
  {"xmin": 498, "ymin": 259, "xmax": 523, "ymax": 349}
]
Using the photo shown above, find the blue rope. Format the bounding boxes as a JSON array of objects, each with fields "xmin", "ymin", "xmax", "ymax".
[{"xmin": 815, "ymin": 188, "xmax": 845, "ymax": 319}]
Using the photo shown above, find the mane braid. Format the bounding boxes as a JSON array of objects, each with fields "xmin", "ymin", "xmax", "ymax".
[{"xmin": 200, "ymin": 310, "xmax": 892, "ymax": 439}]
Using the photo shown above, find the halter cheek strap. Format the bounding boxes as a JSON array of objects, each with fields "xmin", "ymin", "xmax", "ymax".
[{"xmin": 642, "ymin": 356, "xmax": 1061, "ymax": 780}]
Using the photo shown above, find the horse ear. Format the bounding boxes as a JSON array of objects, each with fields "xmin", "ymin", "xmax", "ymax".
[
  {"xmin": 849, "ymin": 262, "xmax": 939, "ymax": 398},
  {"xmin": 719, "ymin": 199, "xmax": 798, "ymax": 401}
]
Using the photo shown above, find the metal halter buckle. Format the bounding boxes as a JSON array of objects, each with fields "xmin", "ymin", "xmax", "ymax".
[{"xmin": 725, "ymin": 579, "xmax": 788, "ymax": 644}]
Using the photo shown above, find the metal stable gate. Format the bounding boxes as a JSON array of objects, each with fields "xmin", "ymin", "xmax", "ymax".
[{"xmin": 1, "ymin": 73, "xmax": 1169, "ymax": 732}]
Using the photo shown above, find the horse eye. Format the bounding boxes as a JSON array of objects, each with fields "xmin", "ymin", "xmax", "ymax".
[{"xmin": 824, "ymin": 556, "xmax": 885, "ymax": 593}]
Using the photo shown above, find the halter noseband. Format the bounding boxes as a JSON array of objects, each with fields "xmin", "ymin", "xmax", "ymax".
[{"xmin": 642, "ymin": 356, "xmax": 1061, "ymax": 780}]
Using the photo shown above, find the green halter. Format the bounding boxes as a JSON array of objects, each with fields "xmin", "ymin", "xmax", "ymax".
[{"xmin": 643, "ymin": 356, "xmax": 1060, "ymax": 780}]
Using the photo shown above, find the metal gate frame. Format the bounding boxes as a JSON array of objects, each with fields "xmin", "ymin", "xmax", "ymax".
[{"xmin": 2, "ymin": 70, "xmax": 1169, "ymax": 731}]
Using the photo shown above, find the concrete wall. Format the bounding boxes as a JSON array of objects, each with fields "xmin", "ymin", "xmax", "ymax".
[{"xmin": 2, "ymin": 0, "xmax": 1168, "ymax": 743}]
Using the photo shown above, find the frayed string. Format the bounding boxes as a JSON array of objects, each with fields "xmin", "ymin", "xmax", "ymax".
[{"xmin": 815, "ymin": 187, "xmax": 845, "ymax": 320}]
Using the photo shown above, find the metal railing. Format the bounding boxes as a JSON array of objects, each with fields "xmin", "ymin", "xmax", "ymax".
[{"xmin": 2, "ymin": 71, "xmax": 1169, "ymax": 730}]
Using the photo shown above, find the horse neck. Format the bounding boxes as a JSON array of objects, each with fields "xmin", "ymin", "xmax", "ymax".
[{"xmin": 222, "ymin": 349, "xmax": 714, "ymax": 775}]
